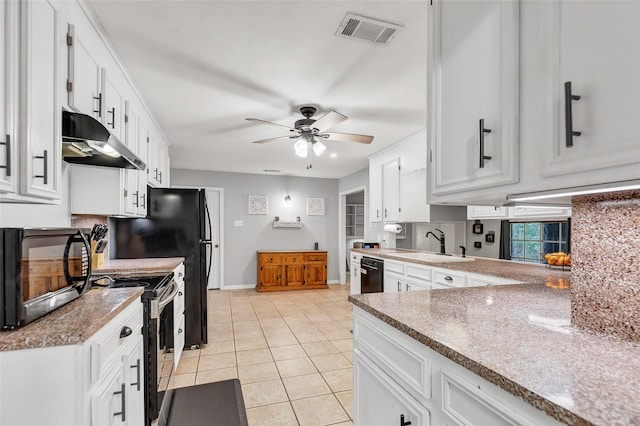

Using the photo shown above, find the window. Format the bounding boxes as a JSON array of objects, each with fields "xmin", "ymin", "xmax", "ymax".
[{"xmin": 510, "ymin": 221, "xmax": 568, "ymax": 264}]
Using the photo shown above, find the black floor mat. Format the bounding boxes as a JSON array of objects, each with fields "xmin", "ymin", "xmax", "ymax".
[{"xmin": 167, "ymin": 379, "xmax": 248, "ymax": 426}]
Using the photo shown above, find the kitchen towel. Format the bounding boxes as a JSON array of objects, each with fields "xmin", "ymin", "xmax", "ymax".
[{"xmin": 384, "ymin": 224, "xmax": 402, "ymax": 233}]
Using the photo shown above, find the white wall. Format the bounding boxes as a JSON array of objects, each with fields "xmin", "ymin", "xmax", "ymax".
[
  {"xmin": 171, "ymin": 168, "xmax": 340, "ymax": 288},
  {"xmin": 0, "ymin": 164, "xmax": 71, "ymax": 228},
  {"xmin": 466, "ymin": 219, "xmax": 502, "ymax": 259}
]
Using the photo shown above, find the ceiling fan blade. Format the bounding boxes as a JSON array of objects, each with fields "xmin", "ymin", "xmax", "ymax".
[
  {"xmin": 311, "ymin": 111, "xmax": 348, "ymax": 132},
  {"xmin": 246, "ymin": 118, "xmax": 297, "ymax": 132},
  {"xmin": 252, "ymin": 135, "xmax": 298, "ymax": 144},
  {"xmin": 322, "ymin": 132, "xmax": 374, "ymax": 144}
]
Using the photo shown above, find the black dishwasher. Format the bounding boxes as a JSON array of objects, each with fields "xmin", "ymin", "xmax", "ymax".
[{"xmin": 361, "ymin": 257, "xmax": 384, "ymax": 293}]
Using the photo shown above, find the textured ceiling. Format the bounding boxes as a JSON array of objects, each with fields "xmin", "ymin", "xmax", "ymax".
[{"xmin": 88, "ymin": 0, "xmax": 428, "ymax": 178}]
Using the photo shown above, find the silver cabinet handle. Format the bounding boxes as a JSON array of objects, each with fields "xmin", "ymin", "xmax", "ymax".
[
  {"xmin": 130, "ymin": 358, "xmax": 141, "ymax": 391},
  {"xmin": 406, "ymin": 283, "xmax": 410, "ymax": 291},
  {"xmin": 133, "ymin": 190, "xmax": 139, "ymax": 207},
  {"xmin": 376, "ymin": 209, "xmax": 380, "ymax": 218},
  {"xmin": 564, "ymin": 81, "xmax": 582, "ymax": 147},
  {"xmin": 34, "ymin": 150, "xmax": 48, "ymax": 184},
  {"xmin": 113, "ymin": 382, "xmax": 126, "ymax": 421},
  {"xmin": 159, "ymin": 171, "xmax": 162, "ymax": 184},
  {"xmin": 107, "ymin": 107, "xmax": 116, "ymax": 128},
  {"xmin": 479, "ymin": 119, "xmax": 492, "ymax": 168},
  {"xmin": 397, "ymin": 281, "xmax": 401, "ymax": 292},
  {"xmin": 93, "ymin": 93, "xmax": 102, "ymax": 118},
  {"xmin": 0, "ymin": 134, "xmax": 11, "ymax": 177},
  {"xmin": 140, "ymin": 193, "xmax": 146, "ymax": 208}
]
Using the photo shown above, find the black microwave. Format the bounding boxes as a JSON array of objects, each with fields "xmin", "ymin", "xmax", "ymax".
[{"xmin": 1, "ymin": 228, "xmax": 92, "ymax": 329}]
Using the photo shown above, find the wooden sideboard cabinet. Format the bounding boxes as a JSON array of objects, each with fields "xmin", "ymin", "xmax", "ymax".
[{"xmin": 257, "ymin": 250, "xmax": 328, "ymax": 292}]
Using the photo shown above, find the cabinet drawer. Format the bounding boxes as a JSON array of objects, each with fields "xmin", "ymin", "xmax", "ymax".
[
  {"xmin": 173, "ymin": 316, "xmax": 185, "ymax": 369},
  {"xmin": 304, "ymin": 253, "xmax": 327, "ymax": 262},
  {"xmin": 354, "ymin": 309, "xmax": 431, "ymax": 405},
  {"xmin": 173, "ymin": 263, "xmax": 185, "ymax": 285},
  {"xmin": 406, "ymin": 263, "xmax": 432, "ymax": 282},
  {"xmin": 466, "ymin": 272, "xmax": 523, "ymax": 287},
  {"xmin": 432, "ymin": 269, "xmax": 467, "ymax": 288},
  {"xmin": 385, "ymin": 260, "xmax": 404, "ymax": 274},
  {"xmin": 283, "ymin": 254, "xmax": 304, "ymax": 264},
  {"xmin": 90, "ymin": 301, "xmax": 143, "ymax": 383},
  {"xmin": 259, "ymin": 253, "xmax": 282, "ymax": 264}
]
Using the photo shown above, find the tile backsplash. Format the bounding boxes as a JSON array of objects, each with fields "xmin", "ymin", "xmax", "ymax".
[
  {"xmin": 571, "ymin": 190, "xmax": 640, "ymax": 342},
  {"xmin": 70, "ymin": 214, "xmax": 109, "ymax": 230}
]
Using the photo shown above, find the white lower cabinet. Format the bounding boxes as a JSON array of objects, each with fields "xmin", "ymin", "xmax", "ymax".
[
  {"xmin": 172, "ymin": 263, "xmax": 186, "ymax": 368},
  {"xmin": 350, "ymin": 252, "xmax": 362, "ymax": 295},
  {"xmin": 0, "ymin": 300, "xmax": 144, "ymax": 426},
  {"xmin": 354, "ymin": 349, "xmax": 430, "ymax": 426},
  {"xmin": 353, "ymin": 307, "xmax": 563, "ymax": 426}
]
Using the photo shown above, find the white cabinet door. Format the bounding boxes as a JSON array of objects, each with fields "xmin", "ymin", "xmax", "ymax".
[
  {"xmin": 467, "ymin": 205, "xmax": 509, "ymax": 219},
  {"xmin": 509, "ymin": 206, "xmax": 571, "ymax": 219},
  {"xmin": 384, "ymin": 272, "xmax": 403, "ymax": 293},
  {"xmin": 123, "ymin": 100, "xmax": 146, "ymax": 216},
  {"xmin": 430, "ymin": 0, "xmax": 519, "ymax": 196},
  {"xmin": 369, "ymin": 163, "xmax": 383, "ymax": 223},
  {"xmin": 542, "ymin": 1, "xmax": 640, "ymax": 178},
  {"xmin": 383, "ymin": 158, "xmax": 400, "ymax": 222},
  {"xmin": 102, "ymin": 68, "xmax": 124, "ymax": 141},
  {"xmin": 19, "ymin": 0, "xmax": 63, "ymax": 200},
  {"xmin": 156, "ymin": 139, "xmax": 169, "ymax": 187},
  {"xmin": 146, "ymin": 130, "xmax": 158, "ymax": 187},
  {"xmin": 0, "ymin": 1, "xmax": 18, "ymax": 195},
  {"xmin": 354, "ymin": 349, "xmax": 430, "ymax": 426},
  {"xmin": 123, "ymin": 338, "xmax": 145, "ymax": 426},
  {"xmin": 91, "ymin": 363, "xmax": 127, "ymax": 426},
  {"xmin": 405, "ymin": 279, "xmax": 431, "ymax": 292},
  {"xmin": 67, "ymin": 23, "xmax": 101, "ymax": 120}
]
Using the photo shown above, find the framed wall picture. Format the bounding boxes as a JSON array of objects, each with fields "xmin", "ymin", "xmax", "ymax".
[
  {"xmin": 307, "ymin": 197, "xmax": 325, "ymax": 216},
  {"xmin": 248, "ymin": 195, "xmax": 268, "ymax": 215},
  {"xmin": 472, "ymin": 221, "xmax": 484, "ymax": 234},
  {"xmin": 485, "ymin": 232, "xmax": 495, "ymax": 243},
  {"xmin": 474, "ymin": 241, "xmax": 482, "ymax": 249}
]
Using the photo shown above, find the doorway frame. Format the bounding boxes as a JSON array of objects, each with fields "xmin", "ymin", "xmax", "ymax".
[
  {"xmin": 172, "ymin": 185, "xmax": 225, "ymax": 290},
  {"xmin": 338, "ymin": 185, "xmax": 367, "ymax": 286}
]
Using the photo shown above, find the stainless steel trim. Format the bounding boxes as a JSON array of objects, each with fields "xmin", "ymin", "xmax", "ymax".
[{"xmin": 158, "ymin": 281, "xmax": 179, "ymax": 311}]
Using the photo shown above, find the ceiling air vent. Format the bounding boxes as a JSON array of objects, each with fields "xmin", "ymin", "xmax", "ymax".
[{"xmin": 336, "ymin": 13, "xmax": 402, "ymax": 46}]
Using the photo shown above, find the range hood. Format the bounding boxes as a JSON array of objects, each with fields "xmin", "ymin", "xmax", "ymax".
[{"xmin": 62, "ymin": 111, "xmax": 146, "ymax": 170}]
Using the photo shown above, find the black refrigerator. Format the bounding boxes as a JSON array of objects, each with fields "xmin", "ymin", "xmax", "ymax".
[{"xmin": 109, "ymin": 188, "xmax": 211, "ymax": 348}]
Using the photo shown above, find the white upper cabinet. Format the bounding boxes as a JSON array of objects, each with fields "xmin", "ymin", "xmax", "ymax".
[
  {"xmin": 369, "ymin": 163, "xmax": 383, "ymax": 223},
  {"xmin": 66, "ymin": 23, "xmax": 101, "ymax": 119},
  {"xmin": 18, "ymin": 0, "xmax": 64, "ymax": 201},
  {"xmin": 466, "ymin": 205, "xmax": 508, "ymax": 220},
  {"xmin": 383, "ymin": 158, "xmax": 401, "ymax": 222},
  {"xmin": 0, "ymin": 1, "xmax": 18, "ymax": 195},
  {"xmin": 123, "ymin": 100, "xmax": 146, "ymax": 216},
  {"xmin": 541, "ymin": 1, "xmax": 640, "ymax": 178},
  {"xmin": 429, "ymin": 0, "xmax": 519, "ymax": 196},
  {"xmin": 101, "ymin": 68, "xmax": 124, "ymax": 141}
]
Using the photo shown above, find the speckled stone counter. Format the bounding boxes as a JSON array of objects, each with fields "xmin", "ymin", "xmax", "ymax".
[
  {"xmin": 350, "ymin": 285, "xmax": 640, "ymax": 425},
  {"xmin": 92, "ymin": 257, "xmax": 184, "ymax": 278},
  {"xmin": 353, "ymin": 248, "xmax": 571, "ymax": 286},
  {"xmin": 0, "ymin": 288, "xmax": 143, "ymax": 352}
]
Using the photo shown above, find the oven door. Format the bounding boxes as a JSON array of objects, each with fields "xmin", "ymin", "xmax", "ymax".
[{"xmin": 153, "ymin": 279, "xmax": 179, "ymax": 426}]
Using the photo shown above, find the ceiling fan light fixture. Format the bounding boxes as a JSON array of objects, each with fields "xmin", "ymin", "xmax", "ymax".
[
  {"xmin": 312, "ymin": 141, "xmax": 327, "ymax": 156},
  {"xmin": 294, "ymin": 139, "xmax": 308, "ymax": 158}
]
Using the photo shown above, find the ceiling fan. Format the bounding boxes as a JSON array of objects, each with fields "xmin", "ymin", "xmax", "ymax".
[{"xmin": 246, "ymin": 106, "xmax": 374, "ymax": 169}]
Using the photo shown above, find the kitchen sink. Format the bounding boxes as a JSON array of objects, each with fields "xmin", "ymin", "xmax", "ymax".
[{"xmin": 394, "ymin": 252, "xmax": 475, "ymax": 263}]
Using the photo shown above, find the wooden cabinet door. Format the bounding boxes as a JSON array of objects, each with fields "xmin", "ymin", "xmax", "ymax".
[
  {"xmin": 259, "ymin": 264, "xmax": 282, "ymax": 289},
  {"xmin": 305, "ymin": 263, "xmax": 326, "ymax": 286},
  {"xmin": 369, "ymin": 163, "xmax": 383, "ymax": 223},
  {"xmin": 19, "ymin": 0, "xmax": 64, "ymax": 200},
  {"xmin": 286, "ymin": 264, "xmax": 304, "ymax": 287},
  {"xmin": 430, "ymin": 0, "xmax": 519, "ymax": 196},
  {"xmin": 383, "ymin": 158, "xmax": 400, "ymax": 222},
  {"xmin": 542, "ymin": 1, "xmax": 640, "ymax": 178}
]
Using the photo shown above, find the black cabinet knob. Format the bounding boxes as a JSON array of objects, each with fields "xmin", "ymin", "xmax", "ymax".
[{"xmin": 119, "ymin": 326, "xmax": 132, "ymax": 338}]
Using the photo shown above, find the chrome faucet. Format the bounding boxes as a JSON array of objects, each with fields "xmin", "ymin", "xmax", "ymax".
[{"xmin": 426, "ymin": 229, "xmax": 448, "ymax": 255}]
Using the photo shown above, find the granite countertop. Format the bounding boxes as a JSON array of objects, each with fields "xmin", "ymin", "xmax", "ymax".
[
  {"xmin": 92, "ymin": 257, "xmax": 184, "ymax": 278},
  {"xmin": 350, "ymin": 284, "xmax": 640, "ymax": 425},
  {"xmin": 353, "ymin": 248, "xmax": 571, "ymax": 285},
  {"xmin": 0, "ymin": 288, "xmax": 143, "ymax": 352}
]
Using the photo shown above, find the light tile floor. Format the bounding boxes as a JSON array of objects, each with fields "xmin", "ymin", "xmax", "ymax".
[{"xmin": 170, "ymin": 284, "xmax": 354, "ymax": 426}]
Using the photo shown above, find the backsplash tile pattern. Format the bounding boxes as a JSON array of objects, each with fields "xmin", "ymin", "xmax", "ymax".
[
  {"xmin": 70, "ymin": 214, "xmax": 109, "ymax": 230},
  {"xmin": 571, "ymin": 190, "xmax": 640, "ymax": 342}
]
